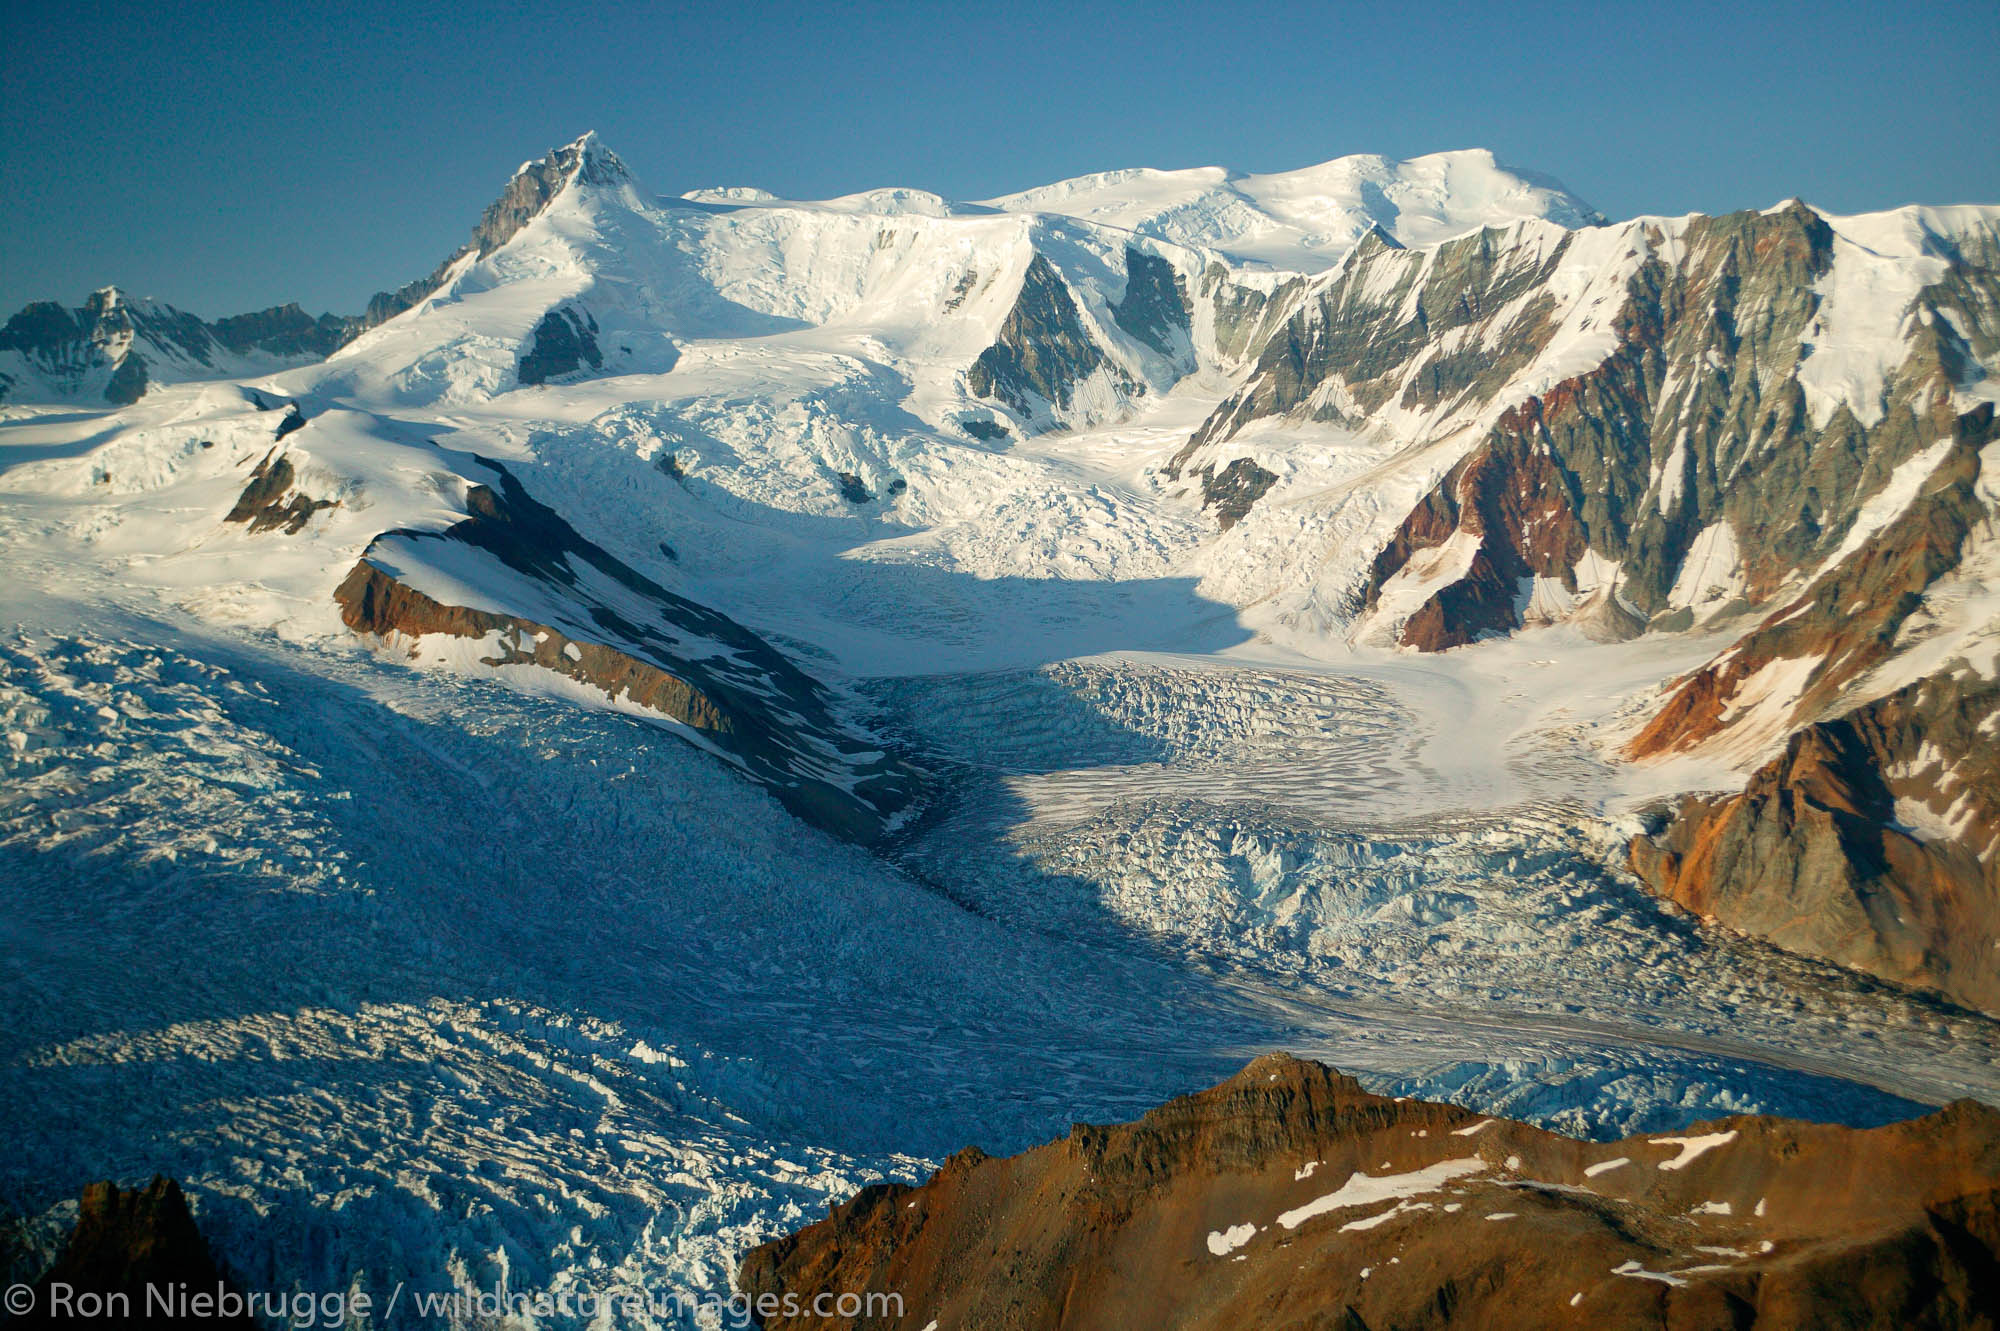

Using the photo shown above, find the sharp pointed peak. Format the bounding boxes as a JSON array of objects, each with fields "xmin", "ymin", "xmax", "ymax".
[{"xmin": 517, "ymin": 130, "xmax": 631, "ymax": 190}]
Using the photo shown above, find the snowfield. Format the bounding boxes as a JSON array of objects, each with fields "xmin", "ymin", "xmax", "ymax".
[{"xmin": 4, "ymin": 137, "xmax": 1999, "ymax": 1328}]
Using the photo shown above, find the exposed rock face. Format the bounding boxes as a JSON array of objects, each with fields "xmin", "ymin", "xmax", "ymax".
[
  {"xmin": 333, "ymin": 461, "xmax": 923, "ymax": 843},
  {"xmin": 102, "ymin": 348, "xmax": 149, "ymax": 406},
  {"xmin": 1111, "ymin": 246, "xmax": 1194, "ymax": 367},
  {"xmin": 1351, "ymin": 206, "xmax": 1996, "ymax": 648},
  {"xmin": 739, "ymin": 1054, "xmax": 2000, "ymax": 1331},
  {"xmin": 517, "ymin": 305, "xmax": 603, "ymax": 385},
  {"xmin": 1363, "ymin": 424, "xmax": 1596, "ymax": 649},
  {"xmin": 222, "ymin": 448, "xmax": 337, "ymax": 535},
  {"xmin": 1172, "ymin": 202, "xmax": 2000, "ymax": 641},
  {"xmin": 17, "ymin": 1177, "xmax": 253, "ymax": 1330},
  {"xmin": 1164, "ymin": 221, "xmax": 1577, "ymax": 533},
  {"xmin": 209, "ymin": 302, "xmax": 358, "ymax": 358},
  {"xmin": 1631, "ymin": 666, "xmax": 2000, "ymax": 1013},
  {"xmin": 1629, "ymin": 403, "xmax": 1997, "ymax": 759},
  {"xmin": 1210, "ymin": 222, "xmax": 1573, "ymax": 438},
  {"xmin": 1193, "ymin": 260, "xmax": 1311, "ymax": 367},
  {"xmin": 968, "ymin": 254, "xmax": 1133, "ymax": 423}
]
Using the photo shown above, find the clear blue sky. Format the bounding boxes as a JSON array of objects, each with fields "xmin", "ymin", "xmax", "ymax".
[{"xmin": 4, "ymin": 0, "xmax": 1994, "ymax": 318}]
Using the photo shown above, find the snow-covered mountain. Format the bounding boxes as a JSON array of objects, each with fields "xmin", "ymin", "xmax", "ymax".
[
  {"xmin": 981, "ymin": 147, "xmax": 1604, "ymax": 269},
  {"xmin": 5, "ymin": 131, "xmax": 2000, "ymax": 1324}
]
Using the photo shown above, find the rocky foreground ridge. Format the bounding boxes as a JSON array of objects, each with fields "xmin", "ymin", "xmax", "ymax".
[
  {"xmin": 11, "ymin": 1177, "xmax": 252, "ymax": 1330},
  {"xmin": 740, "ymin": 1054, "xmax": 2000, "ymax": 1330}
]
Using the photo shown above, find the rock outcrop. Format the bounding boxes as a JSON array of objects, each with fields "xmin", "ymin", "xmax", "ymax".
[
  {"xmin": 15, "ymin": 1177, "xmax": 253, "ymax": 1330},
  {"xmin": 1110, "ymin": 246, "xmax": 1194, "ymax": 368},
  {"xmin": 1349, "ymin": 208, "xmax": 1999, "ymax": 649},
  {"xmin": 1193, "ymin": 457, "xmax": 1279, "ymax": 532},
  {"xmin": 223, "ymin": 444, "xmax": 337, "ymax": 535},
  {"xmin": 739, "ymin": 1054, "xmax": 2000, "ymax": 1330},
  {"xmin": 333, "ymin": 460, "xmax": 923, "ymax": 843},
  {"xmin": 517, "ymin": 305, "xmax": 603, "ymax": 385},
  {"xmin": 1631, "ymin": 666, "xmax": 2000, "ymax": 1013},
  {"xmin": 968, "ymin": 254, "xmax": 1135, "ymax": 426}
]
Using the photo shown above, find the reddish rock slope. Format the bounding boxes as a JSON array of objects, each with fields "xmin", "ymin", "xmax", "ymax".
[{"xmin": 740, "ymin": 1054, "xmax": 2000, "ymax": 1330}]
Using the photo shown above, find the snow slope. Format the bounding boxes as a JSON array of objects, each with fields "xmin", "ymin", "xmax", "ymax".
[{"xmin": 983, "ymin": 148, "xmax": 1604, "ymax": 270}]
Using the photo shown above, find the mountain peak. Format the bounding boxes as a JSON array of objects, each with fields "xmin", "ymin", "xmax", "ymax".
[
  {"xmin": 472, "ymin": 133, "xmax": 634, "ymax": 257},
  {"xmin": 357, "ymin": 132, "xmax": 641, "ymax": 328},
  {"xmin": 85, "ymin": 285, "xmax": 127, "ymax": 315},
  {"xmin": 529, "ymin": 130, "xmax": 630, "ymax": 192}
]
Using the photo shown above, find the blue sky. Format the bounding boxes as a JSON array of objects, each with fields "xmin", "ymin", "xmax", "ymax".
[{"xmin": 4, "ymin": 0, "xmax": 1994, "ymax": 317}]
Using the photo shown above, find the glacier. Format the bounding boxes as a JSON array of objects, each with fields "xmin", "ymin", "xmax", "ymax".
[{"xmin": 4, "ymin": 133, "xmax": 1998, "ymax": 1327}]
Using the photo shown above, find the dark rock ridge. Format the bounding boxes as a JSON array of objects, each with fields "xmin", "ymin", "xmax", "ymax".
[
  {"xmin": 740, "ymin": 1053, "xmax": 2000, "ymax": 1330},
  {"xmin": 15, "ymin": 1176, "xmax": 254, "ymax": 1330},
  {"xmin": 968, "ymin": 253, "xmax": 1134, "ymax": 423},
  {"xmin": 209, "ymin": 303, "xmax": 358, "ymax": 359},
  {"xmin": 332, "ymin": 459, "xmax": 922, "ymax": 844},
  {"xmin": 1111, "ymin": 245, "xmax": 1194, "ymax": 369},
  {"xmin": 517, "ymin": 305, "xmax": 603, "ymax": 385}
]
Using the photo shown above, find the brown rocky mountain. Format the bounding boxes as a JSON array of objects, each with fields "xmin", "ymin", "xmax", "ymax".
[
  {"xmin": 1630, "ymin": 663, "xmax": 2000, "ymax": 1013},
  {"xmin": 1623, "ymin": 402, "xmax": 1999, "ymax": 1010},
  {"xmin": 740, "ymin": 1054, "xmax": 2000, "ymax": 1330}
]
